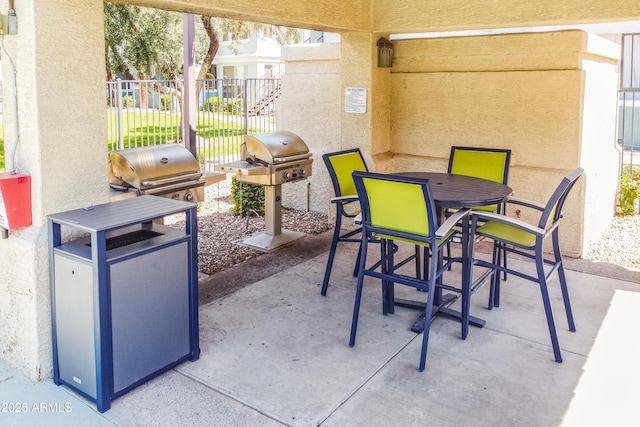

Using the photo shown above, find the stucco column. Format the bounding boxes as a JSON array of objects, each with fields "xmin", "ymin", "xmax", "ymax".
[
  {"xmin": 0, "ymin": 0, "xmax": 108, "ymax": 380},
  {"xmin": 338, "ymin": 33, "xmax": 373, "ymax": 160}
]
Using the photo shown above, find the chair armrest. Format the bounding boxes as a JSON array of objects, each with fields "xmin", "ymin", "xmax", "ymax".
[
  {"xmin": 330, "ymin": 195, "xmax": 358, "ymax": 204},
  {"xmin": 436, "ymin": 208, "xmax": 470, "ymax": 239},
  {"xmin": 472, "ymin": 210, "xmax": 546, "ymax": 237},
  {"xmin": 506, "ymin": 197, "xmax": 545, "ymax": 211}
]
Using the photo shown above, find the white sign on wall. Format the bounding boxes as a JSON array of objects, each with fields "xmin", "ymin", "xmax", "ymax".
[{"xmin": 345, "ymin": 87, "xmax": 367, "ymax": 114}]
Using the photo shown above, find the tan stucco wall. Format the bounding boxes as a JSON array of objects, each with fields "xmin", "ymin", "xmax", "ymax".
[
  {"xmin": 279, "ymin": 43, "xmax": 342, "ymax": 213},
  {"xmin": 374, "ymin": 0, "xmax": 640, "ymax": 33},
  {"xmin": 279, "ymin": 30, "xmax": 620, "ymax": 257},
  {"xmin": 115, "ymin": 0, "xmax": 371, "ymax": 32},
  {"xmin": 280, "ymin": 33, "xmax": 387, "ymax": 217},
  {"xmin": 387, "ymin": 31, "xmax": 620, "ymax": 256},
  {"xmin": 122, "ymin": 0, "xmax": 640, "ymax": 35},
  {"xmin": 0, "ymin": 0, "xmax": 108, "ymax": 380}
]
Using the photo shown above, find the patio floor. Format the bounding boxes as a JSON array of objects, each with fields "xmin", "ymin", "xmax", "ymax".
[{"xmin": 1, "ymin": 230, "xmax": 639, "ymax": 426}]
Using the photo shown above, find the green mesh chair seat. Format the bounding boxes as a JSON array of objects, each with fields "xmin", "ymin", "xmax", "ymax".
[
  {"xmin": 349, "ymin": 171, "xmax": 469, "ymax": 372},
  {"xmin": 470, "ymin": 167, "xmax": 584, "ymax": 363}
]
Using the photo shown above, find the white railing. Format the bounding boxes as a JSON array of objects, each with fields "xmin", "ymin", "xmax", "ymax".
[{"xmin": 106, "ymin": 78, "xmax": 281, "ymax": 173}]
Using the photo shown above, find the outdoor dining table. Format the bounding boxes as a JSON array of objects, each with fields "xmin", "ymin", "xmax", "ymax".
[{"xmin": 391, "ymin": 172, "xmax": 513, "ymax": 339}]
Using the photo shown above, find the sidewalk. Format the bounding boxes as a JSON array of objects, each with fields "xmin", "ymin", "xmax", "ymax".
[{"xmin": 1, "ymin": 232, "xmax": 639, "ymax": 426}]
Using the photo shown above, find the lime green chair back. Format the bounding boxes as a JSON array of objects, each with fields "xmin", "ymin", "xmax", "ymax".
[
  {"xmin": 324, "ymin": 149, "xmax": 368, "ymax": 198},
  {"xmin": 448, "ymin": 146, "xmax": 511, "ymax": 185},
  {"xmin": 448, "ymin": 146, "xmax": 511, "ymax": 212},
  {"xmin": 363, "ymin": 176, "xmax": 430, "ymax": 239},
  {"xmin": 354, "ymin": 172, "xmax": 438, "ymax": 246}
]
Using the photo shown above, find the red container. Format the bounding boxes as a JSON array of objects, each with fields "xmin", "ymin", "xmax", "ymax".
[{"xmin": 0, "ymin": 173, "xmax": 32, "ymax": 230}]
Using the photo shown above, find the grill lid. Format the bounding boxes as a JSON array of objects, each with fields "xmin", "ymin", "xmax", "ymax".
[
  {"xmin": 243, "ymin": 131, "xmax": 310, "ymax": 165},
  {"xmin": 110, "ymin": 144, "xmax": 202, "ymax": 190}
]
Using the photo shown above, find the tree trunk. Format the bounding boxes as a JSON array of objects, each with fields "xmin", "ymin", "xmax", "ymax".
[
  {"xmin": 105, "ymin": 45, "xmax": 113, "ymax": 82},
  {"xmin": 197, "ymin": 16, "xmax": 220, "ymax": 97},
  {"xmin": 139, "ymin": 71, "xmax": 147, "ymax": 108}
]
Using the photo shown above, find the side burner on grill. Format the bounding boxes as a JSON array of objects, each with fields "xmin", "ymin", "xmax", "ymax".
[{"xmin": 215, "ymin": 131, "xmax": 314, "ymax": 251}]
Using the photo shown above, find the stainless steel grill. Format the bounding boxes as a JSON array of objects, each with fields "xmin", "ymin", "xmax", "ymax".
[
  {"xmin": 216, "ymin": 131, "xmax": 313, "ymax": 186},
  {"xmin": 215, "ymin": 131, "xmax": 313, "ymax": 251},
  {"xmin": 109, "ymin": 144, "xmax": 205, "ymax": 203}
]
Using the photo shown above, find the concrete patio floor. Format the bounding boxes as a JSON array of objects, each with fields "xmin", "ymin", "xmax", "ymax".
[{"xmin": 1, "ymin": 230, "xmax": 639, "ymax": 427}]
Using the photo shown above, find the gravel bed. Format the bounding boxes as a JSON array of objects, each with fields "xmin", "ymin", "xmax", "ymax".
[
  {"xmin": 171, "ymin": 176, "xmax": 639, "ymax": 275},
  {"xmin": 169, "ymin": 177, "xmax": 330, "ymax": 275},
  {"xmin": 584, "ymin": 214, "xmax": 640, "ymax": 270}
]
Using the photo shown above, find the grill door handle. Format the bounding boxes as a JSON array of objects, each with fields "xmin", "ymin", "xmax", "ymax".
[
  {"xmin": 141, "ymin": 171, "xmax": 203, "ymax": 188},
  {"xmin": 272, "ymin": 153, "xmax": 312, "ymax": 164}
]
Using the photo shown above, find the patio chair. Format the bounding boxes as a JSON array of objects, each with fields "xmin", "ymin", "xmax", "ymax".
[
  {"xmin": 447, "ymin": 146, "xmax": 512, "ymax": 277},
  {"xmin": 320, "ymin": 149, "xmax": 421, "ymax": 295},
  {"xmin": 349, "ymin": 171, "xmax": 469, "ymax": 371},
  {"xmin": 469, "ymin": 167, "xmax": 585, "ymax": 363}
]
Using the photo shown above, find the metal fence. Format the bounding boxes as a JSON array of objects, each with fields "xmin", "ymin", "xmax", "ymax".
[
  {"xmin": 619, "ymin": 34, "xmax": 640, "ymax": 169},
  {"xmin": 106, "ymin": 78, "xmax": 280, "ymax": 173}
]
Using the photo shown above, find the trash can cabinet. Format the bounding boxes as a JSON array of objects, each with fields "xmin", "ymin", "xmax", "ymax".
[{"xmin": 48, "ymin": 196, "xmax": 199, "ymax": 413}]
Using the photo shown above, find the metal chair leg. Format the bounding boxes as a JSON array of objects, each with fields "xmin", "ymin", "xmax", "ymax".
[
  {"xmin": 419, "ymin": 262, "xmax": 438, "ymax": 372},
  {"xmin": 488, "ymin": 241, "xmax": 502, "ymax": 309},
  {"xmin": 381, "ymin": 239, "xmax": 390, "ymax": 315},
  {"xmin": 535, "ymin": 246, "xmax": 563, "ymax": 363},
  {"xmin": 321, "ymin": 213, "xmax": 344, "ymax": 296},
  {"xmin": 349, "ymin": 236, "xmax": 369, "ymax": 347},
  {"xmin": 353, "ymin": 240, "xmax": 363, "ymax": 277},
  {"xmin": 553, "ymin": 232, "xmax": 576, "ymax": 331}
]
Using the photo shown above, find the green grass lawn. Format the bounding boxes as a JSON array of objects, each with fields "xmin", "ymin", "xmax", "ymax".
[
  {"xmin": 0, "ymin": 111, "xmax": 261, "ymax": 173},
  {"xmin": 107, "ymin": 110, "xmax": 250, "ymax": 152}
]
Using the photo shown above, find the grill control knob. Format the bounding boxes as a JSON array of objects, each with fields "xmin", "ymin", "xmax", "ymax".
[
  {"xmin": 184, "ymin": 192, "xmax": 193, "ymax": 202},
  {"xmin": 283, "ymin": 172, "xmax": 291, "ymax": 179},
  {"xmin": 299, "ymin": 169, "xmax": 306, "ymax": 176}
]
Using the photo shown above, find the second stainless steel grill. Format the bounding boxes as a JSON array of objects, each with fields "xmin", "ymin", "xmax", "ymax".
[
  {"xmin": 216, "ymin": 131, "xmax": 313, "ymax": 186},
  {"xmin": 215, "ymin": 131, "xmax": 313, "ymax": 251}
]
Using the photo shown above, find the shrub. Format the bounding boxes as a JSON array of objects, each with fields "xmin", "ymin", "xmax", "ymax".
[
  {"xmin": 230, "ymin": 175, "xmax": 265, "ymax": 216},
  {"xmin": 122, "ymin": 95, "xmax": 134, "ymax": 108},
  {"xmin": 226, "ymin": 99, "xmax": 243, "ymax": 115},
  {"xmin": 160, "ymin": 94, "xmax": 172, "ymax": 111},
  {"xmin": 618, "ymin": 165, "xmax": 640, "ymax": 215},
  {"xmin": 202, "ymin": 97, "xmax": 224, "ymax": 112}
]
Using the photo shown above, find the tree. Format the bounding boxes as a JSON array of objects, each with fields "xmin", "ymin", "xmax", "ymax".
[
  {"xmin": 104, "ymin": 4, "xmax": 183, "ymax": 80},
  {"xmin": 104, "ymin": 3, "xmax": 140, "ymax": 81},
  {"xmin": 196, "ymin": 16, "xmax": 219, "ymax": 96},
  {"xmin": 104, "ymin": 5, "xmax": 302, "ymax": 115},
  {"xmin": 105, "ymin": 5, "xmax": 301, "ymax": 82}
]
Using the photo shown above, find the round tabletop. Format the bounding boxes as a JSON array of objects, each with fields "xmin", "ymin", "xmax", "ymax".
[{"xmin": 396, "ymin": 172, "xmax": 513, "ymax": 208}]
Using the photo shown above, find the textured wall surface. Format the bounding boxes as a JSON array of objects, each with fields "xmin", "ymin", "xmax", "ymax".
[
  {"xmin": 120, "ymin": 0, "xmax": 640, "ymax": 35},
  {"xmin": 279, "ymin": 43, "xmax": 341, "ymax": 213},
  {"xmin": 373, "ymin": 0, "xmax": 640, "ymax": 33},
  {"xmin": 115, "ymin": 0, "xmax": 371, "ymax": 32},
  {"xmin": 280, "ymin": 34, "xmax": 379, "ymax": 215},
  {"xmin": 0, "ymin": 0, "xmax": 108, "ymax": 380},
  {"xmin": 387, "ymin": 31, "xmax": 620, "ymax": 256}
]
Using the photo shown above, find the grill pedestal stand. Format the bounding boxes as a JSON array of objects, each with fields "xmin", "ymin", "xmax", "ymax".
[{"xmin": 235, "ymin": 184, "xmax": 305, "ymax": 252}]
